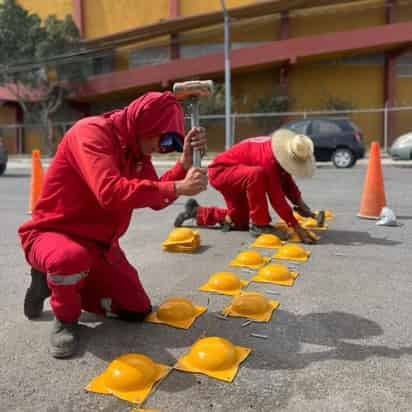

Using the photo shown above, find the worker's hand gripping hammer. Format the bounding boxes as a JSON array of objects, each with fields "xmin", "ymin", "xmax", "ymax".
[{"xmin": 173, "ymin": 80, "xmax": 214, "ymax": 167}]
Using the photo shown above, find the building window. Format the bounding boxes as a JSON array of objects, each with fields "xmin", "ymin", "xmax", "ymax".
[{"xmin": 397, "ymin": 53, "xmax": 412, "ymax": 77}]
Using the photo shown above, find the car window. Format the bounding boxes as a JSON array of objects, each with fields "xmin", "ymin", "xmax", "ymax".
[
  {"xmin": 312, "ymin": 120, "xmax": 343, "ymax": 136},
  {"xmin": 286, "ymin": 120, "xmax": 310, "ymax": 134}
]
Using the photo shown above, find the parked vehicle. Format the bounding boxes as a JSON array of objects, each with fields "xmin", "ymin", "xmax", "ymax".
[
  {"xmin": 389, "ymin": 132, "xmax": 412, "ymax": 160},
  {"xmin": 279, "ymin": 117, "xmax": 365, "ymax": 168},
  {"xmin": 0, "ymin": 136, "xmax": 8, "ymax": 176}
]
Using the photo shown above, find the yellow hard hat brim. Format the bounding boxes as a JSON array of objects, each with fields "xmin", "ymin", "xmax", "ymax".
[
  {"xmin": 175, "ymin": 341, "xmax": 251, "ymax": 383},
  {"xmin": 198, "ymin": 279, "xmax": 249, "ymax": 296},
  {"xmin": 251, "ymin": 271, "xmax": 298, "ymax": 287},
  {"xmin": 222, "ymin": 299, "xmax": 280, "ymax": 322},
  {"xmin": 85, "ymin": 361, "xmax": 170, "ymax": 404},
  {"xmin": 229, "ymin": 256, "xmax": 271, "ymax": 270},
  {"xmin": 145, "ymin": 305, "xmax": 207, "ymax": 329}
]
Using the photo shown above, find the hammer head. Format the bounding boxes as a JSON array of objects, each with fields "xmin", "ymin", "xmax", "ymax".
[{"xmin": 173, "ymin": 80, "xmax": 214, "ymax": 101}]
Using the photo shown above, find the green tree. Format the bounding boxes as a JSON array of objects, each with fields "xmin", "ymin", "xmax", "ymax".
[
  {"xmin": 0, "ymin": 0, "xmax": 88, "ymax": 153},
  {"xmin": 254, "ymin": 86, "xmax": 291, "ymax": 133},
  {"xmin": 322, "ymin": 95, "xmax": 356, "ymax": 111}
]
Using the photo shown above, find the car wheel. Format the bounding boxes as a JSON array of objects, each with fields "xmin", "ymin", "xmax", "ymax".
[
  {"xmin": 331, "ymin": 148, "xmax": 355, "ymax": 168},
  {"xmin": 0, "ymin": 164, "xmax": 6, "ymax": 176}
]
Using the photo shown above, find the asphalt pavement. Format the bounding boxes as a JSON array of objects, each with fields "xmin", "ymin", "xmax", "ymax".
[{"xmin": 0, "ymin": 164, "xmax": 411, "ymax": 412}]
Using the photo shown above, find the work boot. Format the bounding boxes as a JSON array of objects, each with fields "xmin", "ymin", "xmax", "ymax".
[
  {"xmin": 50, "ymin": 319, "xmax": 79, "ymax": 359},
  {"xmin": 174, "ymin": 198, "xmax": 199, "ymax": 227},
  {"xmin": 117, "ymin": 306, "xmax": 152, "ymax": 322},
  {"xmin": 24, "ymin": 268, "xmax": 51, "ymax": 319},
  {"xmin": 249, "ymin": 224, "xmax": 289, "ymax": 240}
]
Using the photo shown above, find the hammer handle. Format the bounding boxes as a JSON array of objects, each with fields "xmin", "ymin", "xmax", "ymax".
[{"xmin": 190, "ymin": 99, "xmax": 201, "ymax": 168}]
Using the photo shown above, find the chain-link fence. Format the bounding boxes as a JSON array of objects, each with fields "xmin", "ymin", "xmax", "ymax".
[{"xmin": 2, "ymin": 106, "xmax": 412, "ymax": 154}]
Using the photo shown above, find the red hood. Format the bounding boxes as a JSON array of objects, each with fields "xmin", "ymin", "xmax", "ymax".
[{"xmin": 104, "ymin": 91, "xmax": 185, "ymax": 159}]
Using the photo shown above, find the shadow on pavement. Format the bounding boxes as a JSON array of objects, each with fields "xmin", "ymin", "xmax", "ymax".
[
  {"xmin": 318, "ymin": 229, "xmax": 402, "ymax": 246},
  {"xmin": 76, "ymin": 309, "xmax": 412, "ymax": 398},
  {"xmin": 2, "ymin": 173, "xmax": 31, "ymax": 178}
]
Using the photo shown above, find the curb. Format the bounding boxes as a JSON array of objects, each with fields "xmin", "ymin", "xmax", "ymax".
[{"xmin": 6, "ymin": 158, "xmax": 412, "ymax": 170}]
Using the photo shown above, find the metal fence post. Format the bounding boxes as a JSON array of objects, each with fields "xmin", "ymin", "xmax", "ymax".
[
  {"xmin": 383, "ymin": 102, "xmax": 388, "ymax": 152},
  {"xmin": 231, "ymin": 113, "xmax": 237, "ymax": 144}
]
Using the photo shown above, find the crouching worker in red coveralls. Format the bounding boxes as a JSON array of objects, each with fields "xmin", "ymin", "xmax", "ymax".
[
  {"xmin": 18, "ymin": 92, "xmax": 208, "ymax": 358},
  {"xmin": 175, "ymin": 129, "xmax": 317, "ymax": 243}
]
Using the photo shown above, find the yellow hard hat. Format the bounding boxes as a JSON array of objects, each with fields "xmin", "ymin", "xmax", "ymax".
[
  {"xmin": 252, "ymin": 263, "xmax": 298, "ymax": 286},
  {"xmin": 223, "ymin": 292, "xmax": 279, "ymax": 322},
  {"xmin": 85, "ymin": 353, "xmax": 170, "ymax": 404},
  {"xmin": 157, "ymin": 297, "xmax": 196, "ymax": 321},
  {"xmin": 175, "ymin": 336, "xmax": 251, "ymax": 382},
  {"xmin": 230, "ymin": 250, "xmax": 270, "ymax": 269},
  {"xmin": 163, "ymin": 228, "xmax": 198, "ymax": 245},
  {"xmin": 198, "ymin": 272, "xmax": 248, "ymax": 295},
  {"xmin": 146, "ymin": 297, "xmax": 206, "ymax": 329},
  {"xmin": 273, "ymin": 244, "xmax": 310, "ymax": 262},
  {"xmin": 231, "ymin": 292, "xmax": 270, "ymax": 315},
  {"xmin": 251, "ymin": 234, "xmax": 283, "ymax": 249},
  {"xmin": 103, "ymin": 354, "xmax": 157, "ymax": 392}
]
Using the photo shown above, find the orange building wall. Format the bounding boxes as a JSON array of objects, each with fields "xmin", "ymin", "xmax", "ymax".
[
  {"xmin": 82, "ymin": 0, "xmax": 169, "ymax": 39},
  {"xmin": 289, "ymin": 1, "xmax": 385, "ymax": 38},
  {"xmin": 17, "ymin": 0, "xmax": 74, "ymax": 20},
  {"xmin": 289, "ymin": 63, "xmax": 384, "ymax": 144}
]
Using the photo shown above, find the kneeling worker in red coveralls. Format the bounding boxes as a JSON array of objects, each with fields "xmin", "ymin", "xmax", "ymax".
[
  {"xmin": 18, "ymin": 92, "xmax": 208, "ymax": 358},
  {"xmin": 175, "ymin": 129, "xmax": 318, "ymax": 243}
]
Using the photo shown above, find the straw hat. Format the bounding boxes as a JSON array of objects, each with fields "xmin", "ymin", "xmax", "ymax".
[{"xmin": 271, "ymin": 129, "xmax": 316, "ymax": 177}]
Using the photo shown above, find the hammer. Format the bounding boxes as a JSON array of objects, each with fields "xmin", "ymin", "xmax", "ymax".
[{"xmin": 173, "ymin": 80, "xmax": 214, "ymax": 167}]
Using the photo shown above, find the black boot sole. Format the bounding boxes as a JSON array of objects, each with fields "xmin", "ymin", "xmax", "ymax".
[
  {"xmin": 50, "ymin": 345, "xmax": 77, "ymax": 359},
  {"xmin": 24, "ymin": 269, "xmax": 51, "ymax": 319},
  {"xmin": 174, "ymin": 212, "xmax": 190, "ymax": 227},
  {"xmin": 316, "ymin": 210, "xmax": 326, "ymax": 227}
]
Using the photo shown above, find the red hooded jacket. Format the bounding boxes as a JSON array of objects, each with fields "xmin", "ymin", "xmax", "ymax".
[{"xmin": 18, "ymin": 92, "xmax": 187, "ymax": 257}]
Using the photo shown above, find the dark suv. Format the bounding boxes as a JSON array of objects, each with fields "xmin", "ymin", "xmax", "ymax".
[
  {"xmin": 280, "ymin": 117, "xmax": 365, "ymax": 168},
  {"xmin": 0, "ymin": 136, "xmax": 8, "ymax": 176}
]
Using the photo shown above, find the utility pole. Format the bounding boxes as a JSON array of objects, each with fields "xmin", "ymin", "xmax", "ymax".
[{"xmin": 220, "ymin": 0, "xmax": 232, "ymax": 149}]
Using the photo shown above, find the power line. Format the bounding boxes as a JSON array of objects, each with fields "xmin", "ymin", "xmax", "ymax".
[{"xmin": 2, "ymin": 0, "xmax": 412, "ymax": 76}]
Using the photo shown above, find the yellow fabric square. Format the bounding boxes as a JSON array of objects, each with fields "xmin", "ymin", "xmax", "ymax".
[
  {"xmin": 174, "ymin": 337, "xmax": 251, "ymax": 382},
  {"xmin": 162, "ymin": 228, "xmax": 199, "ymax": 246},
  {"xmin": 145, "ymin": 297, "xmax": 206, "ymax": 329},
  {"xmin": 85, "ymin": 353, "xmax": 170, "ymax": 405},
  {"xmin": 272, "ymin": 244, "xmax": 311, "ymax": 262},
  {"xmin": 230, "ymin": 250, "xmax": 271, "ymax": 270},
  {"xmin": 222, "ymin": 292, "xmax": 279, "ymax": 322},
  {"xmin": 198, "ymin": 272, "xmax": 249, "ymax": 296},
  {"xmin": 251, "ymin": 264, "xmax": 299, "ymax": 287}
]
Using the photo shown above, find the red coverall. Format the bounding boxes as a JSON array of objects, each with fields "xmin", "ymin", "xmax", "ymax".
[
  {"xmin": 197, "ymin": 136, "xmax": 301, "ymax": 229},
  {"xmin": 18, "ymin": 92, "xmax": 187, "ymax": 323}
]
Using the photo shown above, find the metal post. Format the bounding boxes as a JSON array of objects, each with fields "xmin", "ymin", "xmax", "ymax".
[
  {"xmin": 190, "ymin": 98, "xmax": 201, "ymax": 167},
  {"xmin": 384, "ymin": 102, "xmax": 388, "ymax": 153},
  {"xmin": 220, "ymin": 0, "xmax": 232, "ymax": 149}
]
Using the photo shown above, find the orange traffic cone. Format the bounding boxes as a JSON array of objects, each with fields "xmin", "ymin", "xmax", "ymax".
[
  {"xmin": 28, "ymin": 149, "xmax": 44, "ymax": 214},
  {"xmin": 358, "ymin": 141, "xmax": 386, "ymax": 219}
]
